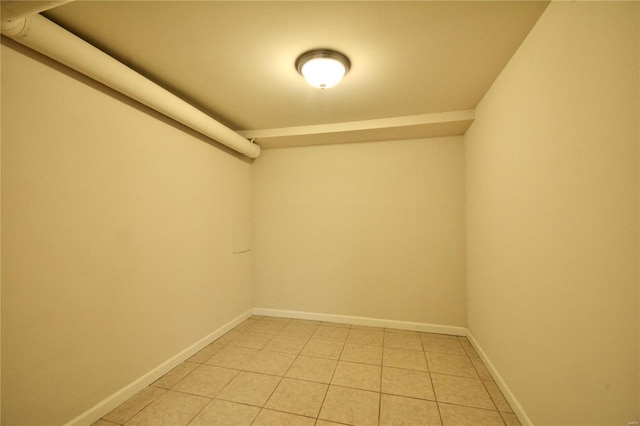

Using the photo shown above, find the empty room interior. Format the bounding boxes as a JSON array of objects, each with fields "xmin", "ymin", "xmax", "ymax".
[{"xmin": 1, "ymin": 1, "xmax": 639, "ymax": 425}]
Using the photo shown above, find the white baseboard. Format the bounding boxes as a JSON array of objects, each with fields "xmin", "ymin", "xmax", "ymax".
[
  {"xmin": 253, "ymin": 307, "xmax": 467, "ymax": 336},
  {"xmin": 65, "ymin": 308, "xmax": 253, "ymax": 426},
  {"xmin": 466, "ymin": 331, "xmax": 531, "ymax": 426},
  {"xmin": 66, "ymin": 307, "xmax": 528, "ymax": 426},
  {"xmin": 255, "ymin": 308, "xmax": 527, "ymax": 424}
]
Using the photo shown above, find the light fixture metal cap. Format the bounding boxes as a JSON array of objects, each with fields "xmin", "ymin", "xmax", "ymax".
[{"xmin": 295, "ymin": 49, "xmax": 351, "ymax": 75}]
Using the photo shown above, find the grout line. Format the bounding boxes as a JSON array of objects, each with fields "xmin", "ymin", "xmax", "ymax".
[
  {"xmin": 103, "ymin": 385, "xmax": 167, "ymax": 424},
  {"xmin": 254, "ymin": 407, "xmax": 317, "ymax": 421},
  {"xmin": 465, "ymin": 332, "xmax": 531, "ymax": 425},
  {"xmin": 469, "ymin": 352, "xmax": 505, "ymax": 423},
  {"xmin": 378, "ymin": 330, "xmax": 385, "ymax": 425},
  {"xmin": 438, "ymin": 401, "xmax": 507, "ymax": 413},
  {"xmin": 110, "ymin": 316, "xmax": 516, "ymax": 426},
  {"xmin": 378, "ymin": 391, "xmax": 436, "ymax": 403},
  {"xmin": 315, "ymin": 329, "xmax": 350, "ymax": 424},
  {"xmin": 423, "ymin": 340, "xmax": 444, "ymax": 424},
  {"xmin": 184, "ymin": 395, "xmax": 214, "ymax": 425},
  {"xmin": 250, "ymin": 319, "xmax": 321, "ymax": 423}
]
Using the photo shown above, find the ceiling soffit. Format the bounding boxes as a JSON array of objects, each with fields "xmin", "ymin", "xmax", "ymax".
[{"xmin": 40, "ymin": 1, "xmax": 549, "ymax": 146}]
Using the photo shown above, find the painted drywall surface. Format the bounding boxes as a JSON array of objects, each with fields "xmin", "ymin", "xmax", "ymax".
[
  {"xmin": 465, "ymin": 2, "xmax": 639, "ymax": 424},
  {"xmin": 253, "ymin": 137, "xmax": 466, "ymax": 326},
  {"xmin": 0, "ymin": 39, "xmax": 3, "ymax": 426},
  {"xmin": 1, "ymin": 41, "xmax": 253, "ymax": 425}
]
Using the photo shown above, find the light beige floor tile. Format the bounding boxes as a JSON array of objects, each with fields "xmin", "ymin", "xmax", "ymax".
[
  {"xmin": 215, "ymin": 371, "xmax": 281, "ymax": 407},
  {"xmin": 381, "ymin": 367, "xmax": 435, "ymax": 400},
  {"xmin": 153, "ymin": 362, "xmax": 199, "ymax": 389},
  {"xmin": 279, "ymin": 322, "xmax": 319, "ymax": 338},
  {"xmin": 421, "ymin": 332, "xmax": 458, "ymax": 340},
  {"xmin": 379, "ymin": 394, "xmax": 441, "ymax": 425},
  {"xmin": 188, "ymin": 341, "xmax": 227, "ymax": 363},
  {"xmin": 312, "ymin": 326, "xmax": 350, "ymax": 342},
  {"xmin": 205, "ymin": 346, "xmax": 259, "ymax": 370},
  {"xmin": 263, "ymin": 335, "xmax": 309, "ymax": 355},
  {"xmin": 242, "ymin": 350, "xmax": 296, "ymax": 376},
  {"xmin": 484, "ymin": 381, "xmax": 513, "ymax": 413},
  {"xmin": 315, "ymin": 420, "xmax": 349, "ymax": 426},
  {"xmin": 215, "ymin": 330, "xmax": 243, "ymax": 346},
  {"xmin": 250, "ymin": 315, "xmax": 290, "ymax": 323},
  {"xmin": 229, "ymin": 332, "xmax": 275, "ymax": 350},
  {"xmin": 318, "ymin": 386, "xmax": 380, "ymax": 426},
  {"xmin": 290, "ymin": 319, "xmax": 321, "ymax": 326},
  {"xmin": 321, "ymin": 321, "xmax": 351, "ymax": 328},
  {"xmin": 125, "ymin": 390, "xmax": 209, "ymax": 426},
  {"xmin": 431, "ymin": 374, "xmax": 495, "ymax": 410},
  {"xmin": 427, "ymin": 352, "xmax": 478, "ymax": 378},
  {"xmin": 459, "ymin": 338, "xmax": 480, "ymax": 358},
  {"xmin": 438, "ymin": 403, "xmax": 504, "ymax": 425},
  {"xmin": 351, "ymin": 324, "xmax": 384, "ymax": 331},
  {"xmin": 347, "ymin": 329, "xmax": 384, "ymax": 346},
  {"xmin": 331, "ymin": 361, "xmax": 381, "ymax": 392},
  {"xmin": 286, "ymin": 355, "xmax": 338, "ymax": 383},
  {"xmin": 421, "ymin": 336, "xmax": 466, "ymax": 356},
  {"xmin": 384, "ymin": 333, "xmax": 423, "ymax": 351},
  {"xmin": 249, "ymin": 320, "xmax": 289, "ymax": 334},
  {"xmin": 384, "ymin": 328, "xmax": 420, "ymax": 335},
  {"xmin": 340, "ymin": 343, "xmax": 383, "ymax": 365},
  {"xmin": 265, "ymin": 378, "xmax": 328, "ymax": 417},
  {"xmin": 263, "ymin": 316, "xmax": 292, "ymax": 323},
  {"xmin": 252, "ymin": 409, "xmax": 315, "ymax": 426},
  {"xmin": 501, "ymin": 412, "xmax": 522, "ymax": 425},
  {"xmin": 103, "ymin": 386, "xmax": 166, "ymax": 424},
  {"xmin": 300, "ymin": 339, "xmax": 344, "ymax": 359},
  {"xmin": 234, "ymin": 318, "xmax": 260, "ymax": 331},
  {"xmin": 172, "ymin": 365, "xmax": 238, "ymax": 398},
  {"xmin": 383, "ymin": 347, "xmax": 428, "ymax": 371},
  {"xmin": 188, "ymin": 399, "xmax": 259, "ymax": 426},
  {"xmin": 471, "ymin": 357, "xmax": 493, "ymax": 381}
]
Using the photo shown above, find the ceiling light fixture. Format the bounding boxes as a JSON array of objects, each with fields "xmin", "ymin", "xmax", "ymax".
[{"xmin": 295, "ymin": 49, "xmax": 350, "ymax": 89}]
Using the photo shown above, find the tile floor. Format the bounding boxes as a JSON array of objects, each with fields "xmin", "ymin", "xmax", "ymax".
[{"xmin": 92, "ymin": 316, "xmax": 520, "ymax": 426}]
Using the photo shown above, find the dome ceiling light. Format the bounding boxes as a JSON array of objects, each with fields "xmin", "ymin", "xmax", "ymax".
[{"xmin": 295, "ymin": 49, "xmax": 350, "ymax": 89}]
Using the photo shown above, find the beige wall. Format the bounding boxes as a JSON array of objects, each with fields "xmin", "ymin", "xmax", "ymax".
[
  {"xmin": 1, "ymin": 40, "xmax": 253, "ymax": 425},
  {"xmin": 252, "ymin": 137, "xmax": 466, "ymax": 326},
  {"xmin": 465, "ymin": 2, "xmax": 639, "ymax": 424},
  {"xmin": 1, "ymin": 37, "xmax": 3, "ymax": 426},
  {"xmin": 3, "ymin": 2, "xmax": 639, "ymax": 425}
]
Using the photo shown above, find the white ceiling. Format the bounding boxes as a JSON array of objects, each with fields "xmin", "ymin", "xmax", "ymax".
[{"xmin": 40, "ymin": 1, "xmax": 549, "ymax": 148}]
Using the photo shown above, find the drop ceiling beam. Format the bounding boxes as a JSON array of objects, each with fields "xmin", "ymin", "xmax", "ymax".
[
  {"xmin": 239, "ymin": 110, "xmax": 475, "ymax": 148},
  {"xmin": 240, "ymin": 110, "xmax": 475, "ymax": 139}
]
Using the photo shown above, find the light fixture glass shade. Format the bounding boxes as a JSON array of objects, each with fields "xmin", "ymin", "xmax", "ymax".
[{"xmin": 296, "ymin": 50, "xmax": 350, "ymax": 89}]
